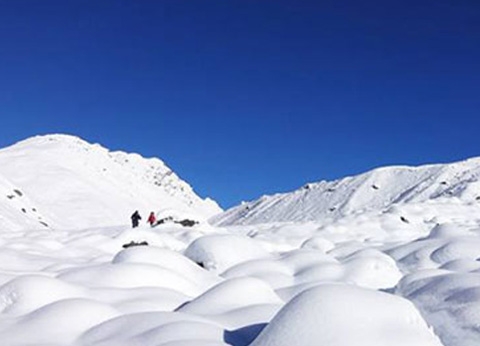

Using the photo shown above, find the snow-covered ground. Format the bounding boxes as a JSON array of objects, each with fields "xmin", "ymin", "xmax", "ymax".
[{"xmin": 1, "ymin": 135, "xmax": 480, "ymax": 345}]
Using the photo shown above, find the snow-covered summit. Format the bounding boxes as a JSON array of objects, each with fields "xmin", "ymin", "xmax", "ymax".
[
  {"xmin": 0, "ymin": 134, "xmax": 222, "ymax": 230},
  {"xmin": 212, "ymin": 157, "xmax": 480, "ymax": 226}
]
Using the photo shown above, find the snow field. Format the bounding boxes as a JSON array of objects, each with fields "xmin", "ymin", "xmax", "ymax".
[
  {"xmin": 3, "ymin": 135, "xmax": 480, "ymax": 345},
  {"xmin": 0, "ymin": 220, "xmax": 426, "ymax": 346},
  {"xmin": 0, "ymin": 219, "xmax": 474, "ymax": 346}
]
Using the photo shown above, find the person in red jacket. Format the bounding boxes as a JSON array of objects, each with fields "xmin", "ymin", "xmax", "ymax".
[{"xmin": 147, "ymin": 211, "xmax": 156, "ymax": 227}]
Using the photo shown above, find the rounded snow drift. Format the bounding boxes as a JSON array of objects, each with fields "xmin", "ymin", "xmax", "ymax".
[
  {"xmin": 428, "ymin": 223, "xmax": 466, "ymax": 239},
  {"xmin": 250, "ymin": 284, "xmax": 443, "ymax": 346},
  {"xmin": 184, "ymin": 234, "xmax": 272, "ymax": 273},
  {"xmin": 178, "ymin": 276, "xmax": 282, "ymax": 315}
]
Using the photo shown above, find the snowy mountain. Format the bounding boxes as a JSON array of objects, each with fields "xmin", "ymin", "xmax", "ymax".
[
  {"xmin": 212, "ymin": 158, "xmax": 480, "ymax": 226},
  {"xmin": 1, "ymin": 135, "xmax": 480, "ymax": 346},
  {"xmin": 0, "ymin": 134, "xmax": 221, "ymax": 230}
]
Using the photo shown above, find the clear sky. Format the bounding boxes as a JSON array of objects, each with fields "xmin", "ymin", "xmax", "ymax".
[{"xmin": 0, "ymin": 1, "xmax": 479, "ymax": 209}]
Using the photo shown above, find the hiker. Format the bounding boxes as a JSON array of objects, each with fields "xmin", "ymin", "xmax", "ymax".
[
  {"xmin": 131, "ymin": 210, "xmax": 141, "ymax": 228},
  {"xmin": 147, "ymin": 211, "xmax": 156, "ymax": 227}
]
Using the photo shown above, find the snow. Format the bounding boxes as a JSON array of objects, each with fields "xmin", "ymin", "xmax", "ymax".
[
  {"xmin": 211, "ymin": 157, "xmax": 480, "ymax": 226},
  {"xmin": 184, "ymin": 234, "xmax": 273, "ymax": 273},
  {"xmin": 250, "ymin": 284, "xmax": 443, "ymax": 346},
  {"xmin": 0, "ymin": 134, "xmax": 221, "ymax": 230},
  {"xmin": 1, "ymin": 134, "xmax": 480, "ymax": 345}
]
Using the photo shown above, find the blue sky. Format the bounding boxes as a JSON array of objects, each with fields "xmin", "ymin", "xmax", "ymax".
[{"xmin": 0, "ymin": 1, "xmax": 479, "ymax": 209}]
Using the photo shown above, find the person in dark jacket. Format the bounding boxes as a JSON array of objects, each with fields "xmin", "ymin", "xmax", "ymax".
[
  {"xmin": 131, "ymin": 210, "xmax": 142, "ymax": 228},
  {"xmin": 147, "ymin": 211, "xmax": 157, "ymax": 227}
]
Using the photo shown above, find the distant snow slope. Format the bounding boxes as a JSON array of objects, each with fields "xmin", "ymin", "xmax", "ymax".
[
  {"xmin": 0, "ymin": 173, "xmax": 50, "ymax": 231},
  {"xmin": 212, "ymin": 158, "xmax": 480, "ymax": 226},
  {"xmin": 0, "ymin": 134, "xmax": 221, "ymax": 230}
]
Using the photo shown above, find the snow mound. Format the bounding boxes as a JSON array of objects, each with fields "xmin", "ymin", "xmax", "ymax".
[
  {"xmin": 58, "ymin": 262, "xmax": 206, "ymax": 297},
  {"xmin": 428, "ymin": 223, "xmax": 468, "ymax": 238},
  {"xmin": 430, "ymin": 238, "xmax": 480, "ymax": 264},
  {"xmin": 0, "ymin": 275, "xmax": 87, "ymax": 316},
  {"xmin": 300, "ymin": 236, "xmax": 335, "ymax": 252},
  {"xmin": 341, "ymin": 248, "xmax": 403, "ymax": 289},
  {"xmin": 251, "ymin": 284, "xmax": 443, "ymax": 346},
  {"xmin": 1, "ymin": 298, "xmax": 119, "ymax": 345},
  {"xmin": 396, "ymin": 266, "xmax": 480, "ymax": 346},
  {"xmin": 112, "ymin": 246, "xmax": 221, "ymax": 289},
  {"xmin": 223, "ymin": 248, "xmax": 401, "ymax": 301},
  {"xmin": 78, "ymin": 311, "xmax": 228, "ymax": 346},
  {"xmin": 388, "ymin": 223, "xmax": 480, "ymax": 271},
  {"xmin": 178, "ymin": 277, "xmax": 282, "ymax": 315},
  {"xmin": 177, "ymin": 276, "xmax": 283, "ymax": 329},
  {"xmin": 184, "ymin": 234, "xmax": 272, "ymax": 273}
]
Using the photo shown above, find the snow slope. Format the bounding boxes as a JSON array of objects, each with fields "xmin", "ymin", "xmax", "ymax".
[
  {"xmin": 212, "ymin": 158, "xmax": 480, "ymax": 226},
  {"xmin": 0, "ymin": 173, "xmax": 51, "ymax": 231},
  {"xmin": 0, "ymin": 134, "xmax": 221, "ymax": 230}
]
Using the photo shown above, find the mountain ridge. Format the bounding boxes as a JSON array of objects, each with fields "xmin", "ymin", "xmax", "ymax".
[{"xmin": 211, "ymin": 156, "xmax": 480, "ymax": 226}]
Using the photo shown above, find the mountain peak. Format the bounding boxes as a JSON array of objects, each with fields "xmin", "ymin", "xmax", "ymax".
[
  {"xmin": 11, "ymin": 133, "xmax": 91, "ymax": 147},
  {"xmin": 0, "ymin": 134, "xmax": 222, "ymax": 230}
]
